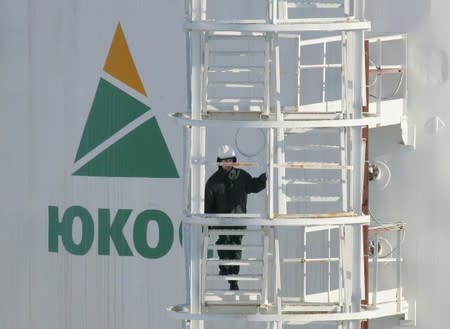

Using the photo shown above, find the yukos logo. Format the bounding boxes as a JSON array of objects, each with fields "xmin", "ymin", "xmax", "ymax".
[
  {"xmin": 49, "ymin": 23, "xmax": 179, "ymax": 259},
  {"xmin": 73, "ymin": 23, "xmax": 178, "ymax": 178}
]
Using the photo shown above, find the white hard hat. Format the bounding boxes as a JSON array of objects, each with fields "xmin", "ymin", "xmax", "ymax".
[{"xmin": 217, "ymin": 145, "xmax": 236, "ymax": 159}]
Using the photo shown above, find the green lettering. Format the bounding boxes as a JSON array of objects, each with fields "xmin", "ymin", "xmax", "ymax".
[
  {"xmin": 48, "ymin": 206, "xmax": 63, "ymax": 252},
  {"xmin": 62, "ymin": 206, "xmax": 94, "ymax": 255},
  {"xmin": 133, "ymin": 210, "xmax": 173, "ymax": 259},
  {"xmin": 98, "ymin": 208, "xmax": 133, "ymax": 256}
]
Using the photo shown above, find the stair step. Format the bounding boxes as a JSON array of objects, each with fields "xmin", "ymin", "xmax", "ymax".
[
  {"xmin": 206, "ymin": 289, "xmax": 262, "ymax": 295},
  {"xmin": 283, "ymin": 257, "xmax": 340, "ymax": 263},
  {"xmin": 300, "ymin": 63, "xmax": 342, "ymax": 69},
  {"xmin": 305, "ymin": 225, "xmax": 339, "ymax": 232},
  {"xmin": 208, "ymin": 67, "xmax": 265, "ymax": 74},
  {"xmin": 208, "ymin": 32, "xmax": 265, "ymax": 39},
  {"xmin": 285, "ymin": 127, "xmax": 342, "ymax": 134},
  {"xmin": 283, "ymin": 178, "xmax": 344, "ymax": 185},
  {"xmin": 207, "ymin": 274, "xmax": 262, "ymax": 281},
  {"xmin": 287, "ymin": 0, "xmax": 343, "ymax": 9},
  {"xmin": 286, "ymin": 144, "xmax": 342, "ymax": 151},
  {"xmin": 274, "ymin": 212, "xmax": 354, "ymax": 219},
  {"xmin": 207, "ymin": 97, "xmax": 264, "ymax": 103},
  {"xmin": 205, "ymin": 292, "xmax": 261, "ymax": 304},
  {"xmin": 206, "ymin": 105, "xmax": 262, "ymax": 113},
  {"xmin": 208, "ymin": 228, "xmax": 262, "ymax": 235},
  {"xmin": 276, "ymin": 162, "xmax": 352, "ymax": 170},
  {"xmin": 286, "ymin": 195, "xmax": 341, "ymax": 203},
  {"xmin": 206, "ymin": 259, "xmax": 262, "ymax": 266},
  {"xmin": 205, "ymin": 299, "xmax": 261, "ymax": 306},
  {"xmin": 208, "ymin": 244, "xmax": 263, "ymax": 251},
  {"xmin": 210, "ymin": 50, "xmax": 264, "ymax": 57},
  {"xmin": 283, "ymin": 112, "xmax": 342, "ymax": 120},
  {"xmin": 208, "ymin": 81, "xmax": 264, "ymax": 88}
]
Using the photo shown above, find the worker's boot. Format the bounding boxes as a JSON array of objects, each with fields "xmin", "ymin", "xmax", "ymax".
[{"xmin": 229, "ymin": 280, "xmax": 239, "ymax": 291}]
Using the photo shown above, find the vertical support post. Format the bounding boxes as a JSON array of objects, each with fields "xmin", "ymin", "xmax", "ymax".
[
  {"xmin": 200, "ymin": 225, "xmax": 209, "ymax": 305},
  {"xmin": 201, "ymin": 33, "xmax": 209, "ymax": 115},
  {"xmin": 341, "ymin": 32, "xmax": 348, "ymax": 117},
  {"xmin": 396, "ymin": 228, "xmax": 402, "ymax": 312},
  {"xmin": 296, "ymin": 35, "xmax": 301, "ymax": 112},
  {"xmin": 201, "ymin": 0, "xmax": 207, "ymax": 19},
  {"xmin": 322, "ymin": 41, "xmax": 327, "ymax": 110},
  {"xmin": 341, "ymin": 225, "xmax": 363, "ymax": 329},
  {"xmin": 272, "ymin": 0, "xmax": 278, "ymax": 24},
  {"xmin": 340, "ymin": 128, "xmax": 348, "ymax": 212},
  {"xmin": 328, "ymin": 228, "xmax": 332, "ymax": 303},
  {"xmin": 268, "ymin": 128, "xmax": 274, "ymax": 219},
  {"xmin": 262, "ymin": 227, "xmax": 270, "ymax": 305},
  {"xmin": 277, "ymin": 129, "xmax": 286, "ymax": 215},
  {"xmin": 264, "ymin": 34, "xmax": 271, "ymax": 116},
  {"xmin": 361, "ymin": 38, "xmax": 370, "ymax": 329},
  {"xmin": 372, "ymin": 234, "xmax": 379, "ymax": 307},
  {"xmin": 403, "ymin": 35, "xmax": 408, "ymax": 121},
  {"xmin": 274, "ymin": 228, "xmax": 282, "ymax": 314},
  {"xmin": 342, "ymin": 225, "xmax": 363, "ymax": 329},
  {"xmin": 302, "ymin": 227, "xmax": 307, "ymax": 302},
  {"xmin": 344, "ymin": 0, "xmax": 351, "ymax": 16},
  {"xmin": 350, "ymin": 128, "xmax": 363, "ymax": 217},
  {"xmin": 376, "ymin": 39, "xmax": 382, "ymax": 119},
  {"xmin": 274, "ymin": 34, "xmax": 282, "ymax": 118},
  {"xmin": 278, "ymin": 0, "xmax": 288, "ymax": 21},
  {"xmin": 266, "ymin": 0, "xmax": 273, "ymax": 22},
  {"xmin": 189, "ymin": 1, "xmax": 206, "ymax": 328},
  {"xmin": 343, "ymin": 30, "xmax": 364, "ymax": 120},
  {"xmin": 339, "ymin": 225, "xmax": 345, "ymax": 307},
  {"xmin": 347, "ymin": 26, "xmax": 364, "ymax": 214},
  {"xmin": 350, "ymin": 224, "xmax": 363, "ymax": 329},
  {"xmin": 274, "ymin": 34, "xmax": 286, "ymax": 216},
  {"xmin": 342, "ymin": 226, "xmax": 352, "ymax": 313}
]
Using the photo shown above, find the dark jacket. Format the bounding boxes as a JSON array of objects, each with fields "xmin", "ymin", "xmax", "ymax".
[{"xmin": 205, "ymin": 167, "xmax": 266, "ymax": 214}]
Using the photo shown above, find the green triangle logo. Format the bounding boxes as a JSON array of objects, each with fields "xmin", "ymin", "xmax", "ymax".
[
  {"xmin": 73, "ymin": 24, "xmax": 178, "ymax": 178},
  {"xmin": 74, "ymin": 118, "xmax": 178, "ymax": 178},
  {"xmin": 75, "ymin": 78, "xmax": 151, "ymax": 162}
]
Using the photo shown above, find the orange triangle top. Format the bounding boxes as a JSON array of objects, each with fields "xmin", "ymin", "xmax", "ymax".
[{"xmin": 104, "ymin": 23, "xmax": 147, "ymax": 96}]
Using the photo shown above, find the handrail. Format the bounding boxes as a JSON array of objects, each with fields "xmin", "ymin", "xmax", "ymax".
[{"xmin": 368, "ymin": 222, "xmax": 405, "ymax": 311}]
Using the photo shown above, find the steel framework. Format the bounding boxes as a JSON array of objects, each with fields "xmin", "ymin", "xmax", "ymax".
[{"xmin": 169, "ymin": 1, "xmax": 411, "ymax": 328}]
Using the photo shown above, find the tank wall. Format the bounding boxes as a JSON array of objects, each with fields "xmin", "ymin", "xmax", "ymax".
[{"xmin": 0, "ymin": 0, "xmax": 448, "ymax": 328}]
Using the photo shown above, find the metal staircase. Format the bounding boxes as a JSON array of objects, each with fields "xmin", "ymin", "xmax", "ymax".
[
  {"xmin": 201, "ymin": 226, "xmax": 270, "ymax": 307},
  {"xmin": 203, "ymin": 33, "xmax": 270, "ymax": 115},
  {"xmin": 168, "ymin": 0, "xmax": 413, "ymax": 328}
]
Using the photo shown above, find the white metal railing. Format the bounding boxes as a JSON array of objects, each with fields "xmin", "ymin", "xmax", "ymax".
[
  {"xmin": 282, "ymin": 0, "xmax": 351, "ymax": 22},
  {"xmin": 190, "ymin": 14, "xmax": 378, "ymax": 118},
  {"xmin": 202, "ymin": 32, "xmax": 351, "ymax": 116},
  {"xmin": 187, "ymin": 0, "xmax": 355, "ymax": 22},
  {"xmin": 367, "ymin": 34, "xmax": 407, "ymax": 119},
  {"xmin": 277, "ymin": 126, "xmax": 350, "ymax": 217},
  {"xmin": 202, "ymin": 32, "xmax": 269, "ymax": 114},
  {"xmin": 282, "ymin": 225, "xmax": 343, "ymax": 305},
  {"xmin": 368, "ymin": 223, "xmax": 406, "ymax": 312},
  {"xmin": 200, "ymin": 224, "xmax": 272, "ymax": 307}
]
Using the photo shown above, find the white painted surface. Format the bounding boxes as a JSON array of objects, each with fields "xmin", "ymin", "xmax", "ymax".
[{"xmin": 0, "ymin": 0, "xmax": 448, "ymax": 328}]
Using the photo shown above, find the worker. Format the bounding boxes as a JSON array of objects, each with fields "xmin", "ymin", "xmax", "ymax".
[{"xmin": 205, "ymin": 145, "xmax": 267, "ymax": 290}]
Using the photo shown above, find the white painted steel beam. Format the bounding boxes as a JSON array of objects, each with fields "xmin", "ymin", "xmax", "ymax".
[
  {"xmin": 184, "ymin": 214, "xmax": 370, "ymax": 226},
  {"xmin": 187, "ymin": 1, "xmax": 205, "ymax": 328},
  {"xmin": 170, "ymin": 112, "xmax": 381, "ymax": 128},
  {"xmin": 185, "ymin": 21, "xmax": 370, "ymax": 32},
  {"xmin": 168, "ymin": 304, "xmax": 408, "ymax": 322}
]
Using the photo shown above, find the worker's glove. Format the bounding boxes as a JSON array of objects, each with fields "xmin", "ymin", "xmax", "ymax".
[{"xmin": 258, "ymin": 173, "xmax": 267, "ymax": 182}]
